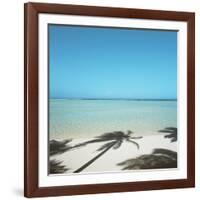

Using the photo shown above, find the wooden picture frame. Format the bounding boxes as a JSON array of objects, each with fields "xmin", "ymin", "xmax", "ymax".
[{"xmin": 24, "ymin": 2, "xmax": 195, "ymax": 198}]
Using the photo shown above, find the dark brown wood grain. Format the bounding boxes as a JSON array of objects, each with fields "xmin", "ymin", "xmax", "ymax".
[
  {"xmin": 24, "ymin": 2, "xmax": 195, "ymax": 198},
  {"xmin": 24, "ymin": 2, "xmax": 39, "ymax": 197},
  {"xmin": 186, "ymin": 13, "xmax": 195, "ymax": 185}
]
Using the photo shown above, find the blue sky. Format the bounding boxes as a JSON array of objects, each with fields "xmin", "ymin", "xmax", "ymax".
[{"xmin": 49, "ymin": 25, "xmax": 177, "ymax": 99}]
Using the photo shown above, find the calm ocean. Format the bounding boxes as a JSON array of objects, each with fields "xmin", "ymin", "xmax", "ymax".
[{"xmin": 49, "ymin": 99, "xmax": 177, "ymax": 140}]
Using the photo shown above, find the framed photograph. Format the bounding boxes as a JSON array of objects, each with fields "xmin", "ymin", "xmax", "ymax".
[{"xmin": 24, "ymin": 2, "xmax": 195, "ymax": 197}]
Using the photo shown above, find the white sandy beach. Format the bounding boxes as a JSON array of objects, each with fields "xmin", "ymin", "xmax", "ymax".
[{"xmin": 50, "ymin": 134, "xmax": 177, "ymax": 174}]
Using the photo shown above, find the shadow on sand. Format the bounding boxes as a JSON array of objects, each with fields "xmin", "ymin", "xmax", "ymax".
[
  {"xmin": 50, "ymin": 139, "xmax": 72, "ymax": 156},
  {"xmin": 73, "ymin": 130, "xmax": 142, "ymax": 173},
  {"xmin": 49, "ymin": 131, "xmax": 142, "ymax": 173},
  {"xmin": 159, "ymin": 127, "xmax": 177, "ymax": 142},
  {"xmin": 49, "ymin": 159, "xmax": 69, "ymax": 174},
  {"xmin": 117, "ymin": 148, "xmax": 177, "ymax": 170},
  {"xmin": 50, "ymin": 128, "xmax": 178, "ymax": 173}
]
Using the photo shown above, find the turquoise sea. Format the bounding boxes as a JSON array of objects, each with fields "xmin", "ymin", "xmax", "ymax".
[{"xmin": 49, "ymin": 99, "xmax": 177, "ymax": 140}]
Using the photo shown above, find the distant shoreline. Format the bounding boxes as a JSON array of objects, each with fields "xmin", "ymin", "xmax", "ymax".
[{"xmin": 50, "ymin": 98, "xmax": 177, "ymax": 101}]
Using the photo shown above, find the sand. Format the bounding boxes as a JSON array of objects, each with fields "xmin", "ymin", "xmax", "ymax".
[{"xmin": 50, "ymin": 134, "xmax": 177, "ymax": 174}]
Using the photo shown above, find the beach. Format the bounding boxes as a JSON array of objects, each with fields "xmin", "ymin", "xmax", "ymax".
[
  {"xmin": 50, "ymin": 134, "xmax": 177, "ymax": 174},
  {"xmin": 49, "ymin": 99, "xmax": 177, "ymax": 174}
]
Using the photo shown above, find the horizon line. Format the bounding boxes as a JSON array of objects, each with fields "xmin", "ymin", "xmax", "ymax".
[{"xmin": 50, "ymin": 97, "xmax": 177, "ymax": 101}]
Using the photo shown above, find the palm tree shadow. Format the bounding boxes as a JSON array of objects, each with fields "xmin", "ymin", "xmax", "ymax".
[
  {"xmin": 117, "ymin": 148, "xmax": 177, "ymax": 170},
  {"xmin": 75, "ymin": 130, "xmax": 142, "ymax": 149},
  {"xmin": 49, "ymin": 130, "xmax": 143, "ymax": 173},
  {"xmin": 49, "ymin": 139, "xmax": 72, "ymax": 156},
  {"xmin": 158, "ymin": 127, "xmax": 177, "ymax": 142},
  {"xmin": 73, "ymin": 130, "xmax": 143, "ymax": 173},
  {"xmin": 49, "ymin": 159, "xmax": 69, "ymax": 174}
]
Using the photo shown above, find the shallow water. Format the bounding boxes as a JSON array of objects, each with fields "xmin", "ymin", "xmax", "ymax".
[{"xmin": 49, "ymin": 99, "xmax": 177, "ymax": 140}]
